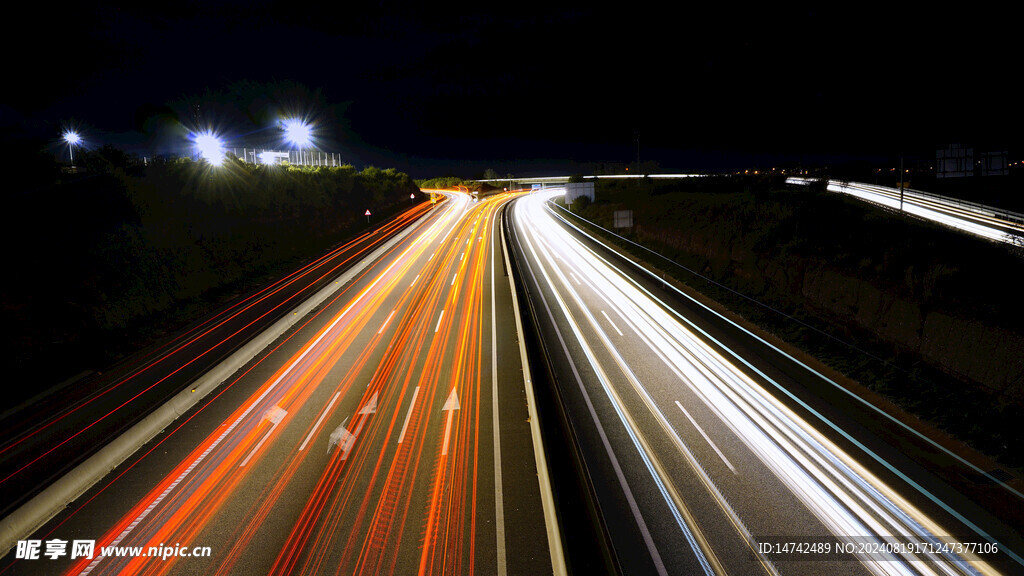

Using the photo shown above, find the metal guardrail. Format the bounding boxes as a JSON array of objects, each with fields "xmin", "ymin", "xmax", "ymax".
[{"xmin": 900, "ymin": 186, "xmax": 1024, "ymax": 226}]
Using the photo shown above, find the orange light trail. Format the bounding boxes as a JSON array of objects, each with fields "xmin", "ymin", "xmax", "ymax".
[
  {"xmin": 59, "ymin": 199, "xmax": 446, "ymax": 576},
  {"xmin": 60, "ymin": 189, "xmax": 523, "ymax": 576},
  {"xmin": 1, "ymin": 201, "xmax": 435, "ymax": 498}
]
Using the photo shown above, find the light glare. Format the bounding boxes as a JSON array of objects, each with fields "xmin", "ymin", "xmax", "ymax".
[
  {"xmin": 282, "ymin": 119, "xmax": 312, "ymax": 147},
  {"xmin": 194, "ymin": 131, "xmax": 225, "ymax": 166}
]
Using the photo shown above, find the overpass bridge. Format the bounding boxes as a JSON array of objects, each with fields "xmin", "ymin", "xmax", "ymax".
[{"xmin": 476, "ymin": 173, "xmax": 704, "ymax": 189}]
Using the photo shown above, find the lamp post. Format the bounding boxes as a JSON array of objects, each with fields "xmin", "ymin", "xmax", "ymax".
[
  {"xmin": 193, "ymin": 131, "xmax": 225, "ymax": 166},
  {"xmin": 282, "ymin": 119, "xmax": 312, "ymax": 166},
  {"xmin": 63, "ymin": 130, "xmax": 81, "ymax": 166}
]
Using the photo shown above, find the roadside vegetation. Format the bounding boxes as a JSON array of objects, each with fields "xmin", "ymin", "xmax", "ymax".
[
  {"xmin": 415, "ymin": 176, "xmax": 502, "ymax": 195},
  {"xmin": 2, "ymin": 144, "xmax": 420, "ymax": 397},
  {"xmin": 557, "ymin": 174, "xmax": 1024, "ymax": 470},
  {"xmin": 415, "ymin": 176, "xmax": 473, "ymax": 189}
]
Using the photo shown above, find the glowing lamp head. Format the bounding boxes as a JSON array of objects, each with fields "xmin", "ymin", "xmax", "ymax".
[
  {"xmin": 63, "ymin": 131, "xmax": 81, "ymax": 146},
  {"xmin": 282, "ymin": 119, "xmax": 312, "ymax": 147},
  {"xmin": 193, "ymin": 131, "xmax": 225, "ymax": 166}
]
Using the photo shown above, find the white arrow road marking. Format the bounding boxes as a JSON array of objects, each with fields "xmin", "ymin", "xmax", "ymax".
[
  {"xmin": 240, "ymin": 406, "xmax": 287, "ymax": 467},
  {"xmin": 360, "ymin": 392, "xmax": 379, "ymax": 415},
  {"xmin": 329, "ymin": 392, "xmax": 378, "ymax": 460},
  {"xmin": 441, "ymin": 388, "xmax": 460, "ymax": 456},
  {"xmin": 329, "ymin": 424, "xmax": 353, "ymax": 453}
]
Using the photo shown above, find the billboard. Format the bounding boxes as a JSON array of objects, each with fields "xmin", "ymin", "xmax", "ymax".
[
  {"xmin": 936, "ymin": 144, "xmax": 1008, "ymax": 178},
  {"xmin": 936, "ymin": 144, "xmax": 973, "ymax": 179},
  {"xmin": 565, "ymin": 181, "xmax": 595, "ymax": 204},
  {"xmin": 981, "ymin": 151, "xmax": 1008, "ymax": 177}
]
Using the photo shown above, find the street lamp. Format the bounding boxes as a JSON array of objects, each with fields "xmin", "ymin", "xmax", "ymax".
[
  {"xmin": 63, "ymin": 130, "xmax": 81, "ymax": 165},
  {"xmin": 193, "ymin": 131, "xmax": 225, "ymax": 166},
  {"xmin": 282, "ymin": 118, "xmax": 312, "ymax": 165}
]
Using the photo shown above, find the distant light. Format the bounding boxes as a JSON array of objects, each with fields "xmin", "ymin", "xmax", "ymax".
[
  {"xmin": 282, "ymin": 118, "xmax": 312, "ymax": 147},
  {"xmin": 62, "ymin": 129, "xmax": 83, "ymax": 164},
  {"xmin": 193, "ymin": 131, "xmax": 225, "ymax": 166},
  {"xmin": 259, "ymin": 151, "xmax": 289, "ymax": 165}
]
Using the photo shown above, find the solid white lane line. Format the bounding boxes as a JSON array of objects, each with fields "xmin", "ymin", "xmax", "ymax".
[
  {"xmin": 300, "ymin": 391, "xmax": 341, "ymax": 451},
  {"xmin": 502, "ymin": 209, "xmax": 567, "ymax": 576},
  {"xmin": 491, "ymin": 234, "xmax": 508, "ymax": 576},
  {"xmin": 397, "ymin": 386, "xmax": 421, "ymax": 444}
]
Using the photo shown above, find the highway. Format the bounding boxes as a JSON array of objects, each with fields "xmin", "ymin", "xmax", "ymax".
[
  {"xmin": 3, "ymin": 190, "xmax": 560, "ymax": 576},
  {"xmin": 505, "ymin": 188, "xmax": 1021, "ymax": 576},
  {"xmin": 6, "ymin": 181, "xmax": 1022, "ymax": 576},
  {"xmin": 786, "ymin": 178, "xmax": 1024, "ymax": 245}
]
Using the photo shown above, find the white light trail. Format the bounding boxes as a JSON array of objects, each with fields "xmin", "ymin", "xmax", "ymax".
[
  {"xmin": 513, "ymin": 188, "xmax": 1004, "ymax": 575},
  {"xmin": 788, "ymin": 177, "xmax": 1024, "ymax": 245}
]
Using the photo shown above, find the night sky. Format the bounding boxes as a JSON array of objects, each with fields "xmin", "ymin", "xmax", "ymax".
[{"xmin": 3, "ymin": 2, "xmax": 1018, "ymax": 178}]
